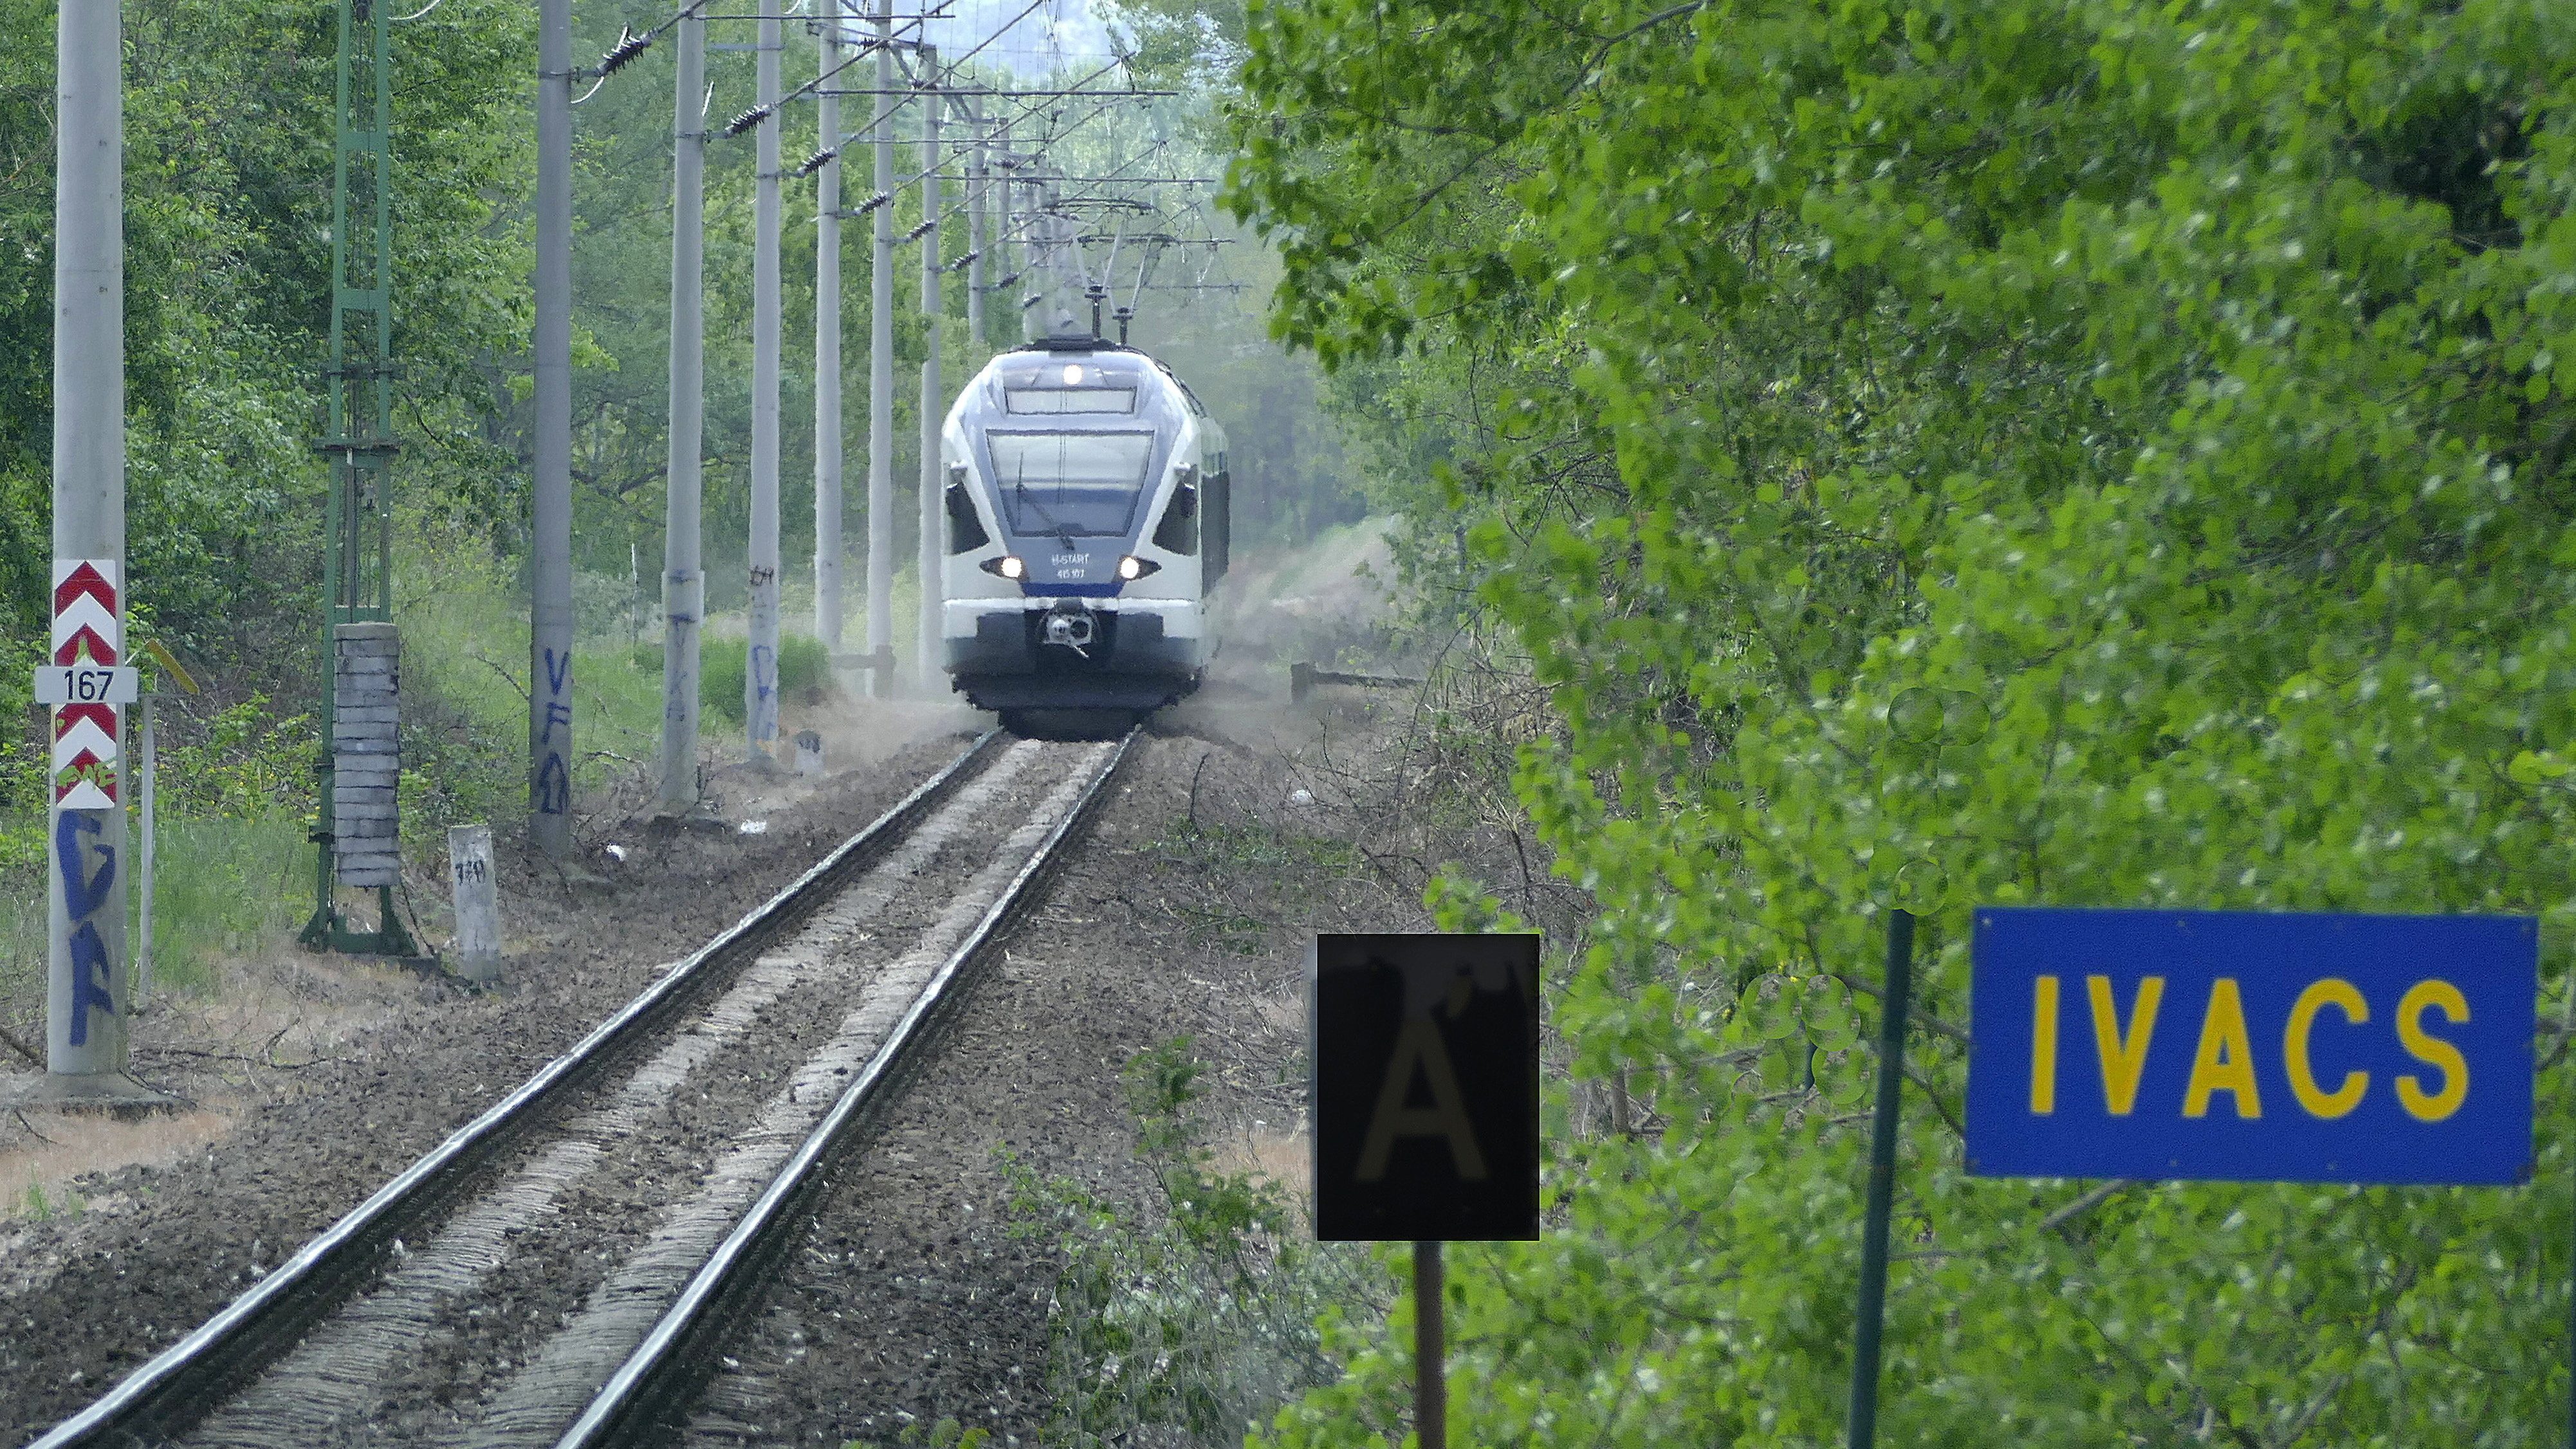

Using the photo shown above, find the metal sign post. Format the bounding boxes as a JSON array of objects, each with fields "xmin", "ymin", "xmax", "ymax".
[
  {"xmin": 1845, "ymin": 909, "xmax": 1913, "ymax": 1449},
  {"xmin": 1415, "ymin": 1239, "xmax": 1447, "ymax": 1449},
  {"xmin": 131, "ymin": 640, "xmax": 199, "ymax": 1012},
  {"xmin": 1313, "ymin": 932, "xmax": 1541, "ymax": 1449}
]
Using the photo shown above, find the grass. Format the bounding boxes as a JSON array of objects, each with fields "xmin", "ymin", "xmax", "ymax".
[
  {"xmin": 399, "ymin": 557, "xmax": 670, "ymax": 808},
  {"xmin": 652, "ymin": 632, "xmax": 834, "ymax": 728},
  {"xmin": 137, "ymin": 816, "xmax": 311, "ymax": 997},
  {"xmin": 0, "ymin": 814, "xmax": 311, "ymax": 1015}
]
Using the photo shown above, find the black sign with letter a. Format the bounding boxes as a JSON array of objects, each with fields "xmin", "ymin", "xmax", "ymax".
[{"xmin": 1311, "ymin": 933, "xmax": 1540, "ymax": 1241}]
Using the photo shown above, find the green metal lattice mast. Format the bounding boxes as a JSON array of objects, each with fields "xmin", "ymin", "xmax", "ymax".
[{"xmin": 300, "ymin": 0, "xmax": 418, "ymax": 956}]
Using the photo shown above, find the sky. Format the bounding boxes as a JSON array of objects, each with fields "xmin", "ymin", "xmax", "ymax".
[{"xmin": 818, "ymin": 0, "xmax": 1130, "ymax": 79}]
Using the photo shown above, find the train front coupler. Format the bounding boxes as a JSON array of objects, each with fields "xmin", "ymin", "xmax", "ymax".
[{"xmin": 1040, "ymin": 601, "xmax": 1097, "ymax": 657}]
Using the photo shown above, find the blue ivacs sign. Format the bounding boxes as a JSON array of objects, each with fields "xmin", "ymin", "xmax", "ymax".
[{"xmin": 1967, "ymin": 908, "xmax": 2536, "ymax": 1186}]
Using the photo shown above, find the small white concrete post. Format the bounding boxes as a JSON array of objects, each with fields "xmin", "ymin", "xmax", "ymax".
[{"xmin": 446, "ymin": 824, "xmax": 502, "ymax": 984}]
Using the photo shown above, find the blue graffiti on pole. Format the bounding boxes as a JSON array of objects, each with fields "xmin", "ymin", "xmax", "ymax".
[
  {"xmin": 537, "ymin": 753, "xmax": 571, "ymax": 815},
  {"xmin": 750, "ymin": 643, "xmax": 778, "ymax": 743},
  {"xmin": 54, "ymin": 810, "xmax": 116, "ymax": 1045},
  {"xmin": 538, "ymin": 646, "xmax": 573, "ymax": 815}
]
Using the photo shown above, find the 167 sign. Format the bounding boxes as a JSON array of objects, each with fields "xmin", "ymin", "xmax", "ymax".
[{"xmin": 33, "ymin": 665, "xmax": 137, "ymax": 705}]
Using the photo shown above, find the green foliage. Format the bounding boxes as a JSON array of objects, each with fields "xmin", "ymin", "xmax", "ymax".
[
  {"xmin": 1229, "ymin": 0, "xmax": 2576, "ymax": 1442},
  {"xmin": 134, "ymin": 815, "xmax": 312, "ymax": 998},
  {"xmin": 0, "ymin": 1, "xmax": 529, "ymax": 661},
  {"xmin": 684, "ymin": 632, "xmax": 833, "ymax": 728},
  {"xmin": 840, "ymin": 1420, "xmax": 989, "ymax": 1449},
  {"xmin": 155, "ymin": 698, "xmax": 316, "ymax": 822},
  {"xmin": 1008, "ymin": 1037, "xmax": 1372, "ymax": 1447},
  {"xmin": 399, "ymin": 540, "xmax": 671, "ymax": 834}
]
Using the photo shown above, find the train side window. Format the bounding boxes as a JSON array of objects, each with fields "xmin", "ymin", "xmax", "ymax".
[
  {"xmin": 1153, "ymin": 468, "xmax": 1201, "ymax": 555},
  {"xmin": 944, "ymin": 465, "xmax": 989, "ymax": 553},
  {"xmin": 1206, "ymin": 466, "xmax": 1229, "ymax": 584}
]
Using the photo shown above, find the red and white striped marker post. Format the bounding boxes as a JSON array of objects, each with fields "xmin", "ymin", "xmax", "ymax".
[
  {"xmin": 46, "ymin": 558, "xmax": 131, "ymax": 1083},
  {"xmin": 51, "ymin": 560, "xmax": 121, "ymax": 811},
  {"xmin": 39, "ymin": 0, "xmax": 153, "ymax": 1101}
]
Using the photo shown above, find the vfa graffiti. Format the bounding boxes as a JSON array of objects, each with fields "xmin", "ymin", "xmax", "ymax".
[
  {"xmin": 537, "ymin": 645, "xmax": 573, "ymax": 815},
  {"xmin": 1967, "ymin": 908, "xmax": 2536, "ymax": 1186},
  {"xmin": 57, "ymin": 811, "xmax": 117, "ymax": 1044}
]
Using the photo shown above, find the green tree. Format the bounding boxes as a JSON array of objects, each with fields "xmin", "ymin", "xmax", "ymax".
[
  {"xmin": 1231, "ymin": 0, "xmax": 2576, "ymax": 1441},
  {"xmin": 0, "ymin": 0, "xmax": 529, "ymax": 670}
]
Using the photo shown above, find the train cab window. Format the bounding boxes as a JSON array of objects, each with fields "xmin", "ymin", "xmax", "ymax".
[
  {"xmin": 944, "ymin": 465, "xmax": 989, "ymax": 553},
  {"xmin": 1154, "ymin": 468, "xmax": 1201, "ymax": 555},
  {"xmin": 1004, "ymin": 387, "xmax": 1136, "ymax": 415},
  {"xmin": 989, "ymin": 431, "xmax": 1157, "ymax": 537}
]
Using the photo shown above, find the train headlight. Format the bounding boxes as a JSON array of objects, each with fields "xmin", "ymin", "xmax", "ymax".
[
  {"xmin": 980, "ymin": 555, "xmax": 1027, "ymax": 580},
  {"xmin": 1116, "ymin": 555, "xmax": 1159, "ymax": 581}
]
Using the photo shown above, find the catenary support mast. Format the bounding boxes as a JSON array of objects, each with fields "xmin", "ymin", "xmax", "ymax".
[
  {"xmin": 45, "ymin": 0, "xmax": 140, "ymax": 1093},
  {"xmin": 865, "ymin": 0, "xmax": 897, "ymax": 697},
  {"xmin": 814, "ymin": 0, "xmax": 846, "ymax": 665},
  {"xmin": 965, "ymin": 96, "xmax": 985, "ymax": 348},
  {"xmin": 529, "ymin": 0, "xmax": 575, "ymax": 856},
  {"xmin": 915, "ymin": 57, "xmax": 942, "ymax": 692},
  {"xmin": 300, "ymin": 0, "xmax": 416, "ymax": 957},
  {"xmin": 659, "ymin": 3, "xmax": 708, "ymax": 814},
  {"xmin": 746, "ymin": 7, "xmax": 784, "ymax": 761}
]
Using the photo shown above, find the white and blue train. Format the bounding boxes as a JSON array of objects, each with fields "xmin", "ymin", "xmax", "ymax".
[{"xmin": 937, "ymin": 340, "xmax": 1231, "ymax": 728}]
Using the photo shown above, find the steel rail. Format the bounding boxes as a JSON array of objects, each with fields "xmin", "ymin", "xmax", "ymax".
[
  {"xmin": 24, "ymin": 730, "xmax": 1006, "ymax": 1449},
  {"xmin": 555, "ymin": 728, "xmax": 1142, "ymax": 1448}
]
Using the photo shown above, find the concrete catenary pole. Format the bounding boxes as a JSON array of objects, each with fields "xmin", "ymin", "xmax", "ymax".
[
  {"xmin": 529, "ymin": 0, "xmax": 575, "ymax": 856},
  {"xmin": 746, "ymin": 8, "xmax": 784, "ymax": 761},
  {"xmin": 813, "ymin": 0, "xmax": 845, "ymax": 664},
  {"xmin": 965, "ymin": 97, "xmax": 985, "ymax": 349},
  {"xmin": 915, "ymin": 57, "xmax": 942, "ymax": 693},
  {"xmin": 659, "ymin": 4, "xmax": 707, "ymax": 815},
  {"xmin": 864, "ymin": 0, "xmax": 896, "ymax": 697},
  {"xmin": 1044, "ymin": 179, "xmax": 1076, "ymax": 337},
  {"xmin": 46, "ymin": 0, "xmax": 138, "ymax": 1092}
]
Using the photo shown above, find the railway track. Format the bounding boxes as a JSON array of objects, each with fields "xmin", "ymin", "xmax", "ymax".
[{"xmin": 26, "ymin": 728, "xmax": 1137, "ymax": 1449}]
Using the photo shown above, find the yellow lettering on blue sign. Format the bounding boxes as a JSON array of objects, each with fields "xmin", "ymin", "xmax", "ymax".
[
  {"xmin": 2086, "ymin": 974, "xmax": 2162, "ymax": 1116},
  {"xmin": 2029, "ymin": 975, "xmax": 2059, "ymax": 1115},
  {"xmin": 2182, "ymin": 978, "xmax": 2261, "ymax": 1120},
  {"xmin": 2396, "ymin": 979, "xmax": 2470, "ymax": 1123},
  {"xmin": 2284, "ymin": 978, "xmax": 2368, "ymax": 1119}
]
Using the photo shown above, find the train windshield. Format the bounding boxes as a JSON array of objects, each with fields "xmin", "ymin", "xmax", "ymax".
[
  {"xmin": 988, "ymin": 431, "xmax": 1157, "ymax": 537},
  {"xmin": 1005, "ymin": 387, "xmax": 1136, "ymax": 415}
]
